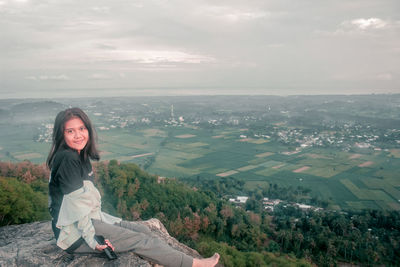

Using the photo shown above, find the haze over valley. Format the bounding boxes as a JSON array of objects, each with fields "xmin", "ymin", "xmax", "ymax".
[{"xmin": 1, "ymin": 94, "xmax": 399, "ymax": 211}]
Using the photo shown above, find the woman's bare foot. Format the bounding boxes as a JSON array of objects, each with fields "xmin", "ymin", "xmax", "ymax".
[{"xmin": 192, "ymin": 253, "xmax": 220, "ymax": 267}]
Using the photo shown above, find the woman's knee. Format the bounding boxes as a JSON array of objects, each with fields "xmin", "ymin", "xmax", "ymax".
[{"xmin": 119, "ymin": 220, "xmax": 152, "ymax": 234}]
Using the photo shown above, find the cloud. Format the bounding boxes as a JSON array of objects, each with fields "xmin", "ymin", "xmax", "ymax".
[
  {"xmin": 61, "ymin": 19, "xmax": 112, "ymax": 32},
  {"xmin": 91, "ymin": 6, "xmax": 110, "ymax": 14},
  {"xmin": 87, "ymin": 49, "xmax": 216, "ymax": 65},
  {"xmin": 376, "ymin": 73, "xmax": 393, "ymax": 81},
  {"xmin": 198, "ymin": 5, "xmax": 268, "ymax": 23},
  {"xmin": 25, "ymin": 74, "xmax": 70, "ymax": 81},
  {"xmin": 88, "ymin": 73, "xmax": 111, "ymax": 80},
  {"xmin": 2, "ymin": 1, "xmax": 399, "ymax": 96},
  {"xmin": 351, "ymin": 18, "xmax": 387, "ymax": 30},
  {"xmin": 96, "ymin": 43, "xmax": 117, "ymax": 50},
  {"xmin": 316, "ymin": 17, "xmax": 395, "ymax": 37},
  {"xmin": 332, "ymin": 72, "xmax": 395, "ymax": 83},
  {"xmin": 222, "ymin": 11, "xmax": 268, "ymax": 22},
  {"xmin": 338, "ymin": 17, "xmax": 391, "ymax": 33}
]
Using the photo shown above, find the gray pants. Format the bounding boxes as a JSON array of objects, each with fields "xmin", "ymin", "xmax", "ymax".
[{"xmin": 74, "ymin": 219, "xmax": 193, "ymax": 267}]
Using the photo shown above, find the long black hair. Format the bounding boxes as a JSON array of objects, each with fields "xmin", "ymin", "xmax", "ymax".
[{"xmin": 46, "ymin": 107, "xmax": 100, "ymax": 168}]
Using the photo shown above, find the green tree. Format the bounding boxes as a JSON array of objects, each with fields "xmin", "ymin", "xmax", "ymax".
[{"xmin": 0, "ymin": 177, "xmax": 49, "ymax": 226}]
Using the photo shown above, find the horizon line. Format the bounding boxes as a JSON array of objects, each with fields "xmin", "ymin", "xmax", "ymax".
[{"xmin": 1, "ymin": 92, "xmax": 399, "ymax": 100}]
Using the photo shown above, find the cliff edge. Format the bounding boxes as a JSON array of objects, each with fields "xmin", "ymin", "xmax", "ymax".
[{"xmin": 0, "ymin": 219, "xmax": 202, "ymax": 267}]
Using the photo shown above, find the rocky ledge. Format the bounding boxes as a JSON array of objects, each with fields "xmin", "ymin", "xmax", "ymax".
[{"xmin": 0, "ymin": 219, "xmax": 201, "ymax": 267}]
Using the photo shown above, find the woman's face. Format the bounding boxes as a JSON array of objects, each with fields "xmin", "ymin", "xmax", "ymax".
[{"xmin": 64, "ymin": 117, "xmax": 89, "ymax": 153}]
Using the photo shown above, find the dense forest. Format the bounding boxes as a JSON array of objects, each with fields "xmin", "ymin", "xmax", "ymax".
[{"xmin": 1, "ymin": 160, "xmax": 399, "ymax": 266}]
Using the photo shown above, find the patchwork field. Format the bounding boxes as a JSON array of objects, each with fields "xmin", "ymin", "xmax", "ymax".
[
  {"xmin": 13, "ymin": 152, "xmax": 42, "ymax": 160},
  {"xmin": 389, "ymin": 149, "xmax": 400, "ymax": 158},
  {"xmin": 2, "ymin": 124, "xmax": 399, "ymax": 211},
  {"xmin": 145, "ymin": 127, "xmax": 400, "ymax": 211},
  {"xmin": 139, "ymin": 128, "xmax": 167, "ymax": 137}
]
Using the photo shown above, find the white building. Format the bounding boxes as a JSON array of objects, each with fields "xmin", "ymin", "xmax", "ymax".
[{"xmin": 237, "ymin": 196, "xmax": 249, "ymax": 203}]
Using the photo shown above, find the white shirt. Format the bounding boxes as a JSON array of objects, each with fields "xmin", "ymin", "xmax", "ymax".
[{"xmin": 56, "ymin": 180, "xmax": 121, "ymax": 250}]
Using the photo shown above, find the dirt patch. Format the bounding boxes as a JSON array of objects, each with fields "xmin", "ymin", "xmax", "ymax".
[
  {"xmin": 175, "ymin": 134, "xmax": 196, "ymax": 138},
  {"xmin": 239, "ymin": 138, "xmax": 268, "ymax": 144},
  {"xmin": 282, "ymin": 150, "xmax": 300, "ymax": 155},
  {"xmin": 272, "ymin": 164, "xmax": 285, "ymax": 169},
  {"xmin": 389, "ymin": 149, "xmax": 400, "ymax": 158},
  {"xmin": 358, "ymin": 161, "xmax": 374, "ymax": 167},
  {"xmin": 216, "ymin": 170, "xmax": 238, "ymax": 177},
  {"xmin": 349, "ymin": 154, "xmax": 362, "ymax": 159},
  {"xmin": 306, "ymin": 153, "xmax": 330, "ymax": 159},
  {"xmin": 131, "ymin": 153, "xmax": 154, "ymax": 159},
  {"xmin": 237, "ymin": 165, "xmax": 258, "ymax": 171},
  {"xmin": 244, "ymin": 139, "xmax": 269, "ymax": 144},
  {"xmin": 187, "ymin": 142, "xmax": 208, "ymax": 147},
  {"xmin": 293, "ymin": 166, "xmax": 310, "ymax": 173},
  {"xmin": 256, "ymin": 152, "xmax": 273, "ymax": 158}
]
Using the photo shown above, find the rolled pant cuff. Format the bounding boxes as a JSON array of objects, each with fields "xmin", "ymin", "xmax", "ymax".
[{"xmin": 181, "ymin": 254, "xmax": 193, "ymax": 267}]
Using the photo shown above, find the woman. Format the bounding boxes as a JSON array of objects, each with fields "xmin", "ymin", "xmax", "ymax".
[{"xmin": 47, "ymin": 107, "xmax": 219, "ymax": 267}]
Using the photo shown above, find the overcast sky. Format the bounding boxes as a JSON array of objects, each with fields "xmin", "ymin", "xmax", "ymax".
[{"xmin": 0, "ymin": 0, "xmax": 399, "ymax": 98}]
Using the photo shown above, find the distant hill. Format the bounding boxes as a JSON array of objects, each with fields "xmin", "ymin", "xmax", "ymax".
[
  {"xmin": 0, "ymin": 109, "xmax": 11, "ymax": 123},
  {"xmin": 8, "ymin": 100, "xmax": 66, "ymax": 123}
]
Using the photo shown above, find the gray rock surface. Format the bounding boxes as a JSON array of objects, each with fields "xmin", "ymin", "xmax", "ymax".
[{"xmin": 0, "ymin": 219, "xmax": 201, "ymax": 267}]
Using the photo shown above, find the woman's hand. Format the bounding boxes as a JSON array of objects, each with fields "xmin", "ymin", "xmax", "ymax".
[{"xmin": 95, "ymin": 239, "xmax": 115, "ymax": 251}]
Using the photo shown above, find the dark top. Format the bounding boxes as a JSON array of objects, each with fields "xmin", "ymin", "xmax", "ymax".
[{"xmin": 48, "ymin": 147, "xmax": 94, "ymax": 240}]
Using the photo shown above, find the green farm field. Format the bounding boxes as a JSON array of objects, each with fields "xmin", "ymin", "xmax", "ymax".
[
  {"xmin": 0, "ymin": 124, "xmax": 50, "ymax": 163},
  {"xmin": 145, "ymin": 126, "xmax": 400, "ymax": 211},
  {"xmin": 2, "ymin": 124, "xmax": 400, "ymax": 211}
]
